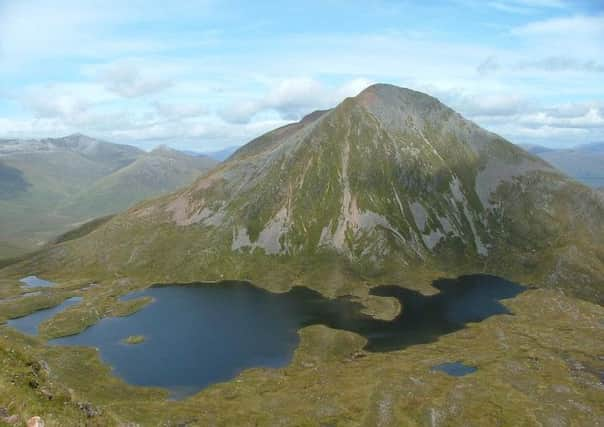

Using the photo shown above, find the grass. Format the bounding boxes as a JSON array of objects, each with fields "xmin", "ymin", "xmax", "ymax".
[
  {"xmin": 52, "ymin": 215, "xmax": 114, "ymax": 244},
  {"xmin": 122, "ymin": 335, "xmax": 145, "ymax": 345}
]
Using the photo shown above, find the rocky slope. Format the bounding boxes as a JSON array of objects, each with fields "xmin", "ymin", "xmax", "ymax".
[{"xmin": 5, "ymin": 84, "xmax": 604, "ymax": 303}]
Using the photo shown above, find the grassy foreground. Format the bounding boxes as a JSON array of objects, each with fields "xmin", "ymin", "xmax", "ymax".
[{"xmin": 0, "ymin": 271, "xmax": 602, "ymax": 426}]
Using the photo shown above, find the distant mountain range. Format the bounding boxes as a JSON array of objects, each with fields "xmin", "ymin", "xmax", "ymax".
[
  {"xmin": 183, "ymin": 146, "xmax": 240, "ymax": 161},
  {"xmin": 0, "ymin": 134, "xmax": 216, "ymax": 259},
  {"xmin": 520, "ymin": 142, "xmax": 604, "ymax": 188}
]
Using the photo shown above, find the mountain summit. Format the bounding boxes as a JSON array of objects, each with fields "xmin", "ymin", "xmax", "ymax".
[{"xmin": 10, "ymin": 84, "xmax": 604, "ymax": 302}]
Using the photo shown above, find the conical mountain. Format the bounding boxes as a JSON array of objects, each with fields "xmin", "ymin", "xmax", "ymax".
[{"xmin": 7, "ymin": 84, "xmax": 603, "ymax": 302}]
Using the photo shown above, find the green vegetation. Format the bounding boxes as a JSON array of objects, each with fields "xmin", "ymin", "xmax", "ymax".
[
  {"xmin": 122, "ymin": 335, "xmax": 145, "ymax": 345},
  {"xmin": 52, "ymin": 215, "xmax": 114, "ymax": 244}
]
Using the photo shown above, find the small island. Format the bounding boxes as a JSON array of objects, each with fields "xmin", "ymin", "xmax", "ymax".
[{"xmin": 122, "ymin": 335, "xmax": 145, "ymax": 345}]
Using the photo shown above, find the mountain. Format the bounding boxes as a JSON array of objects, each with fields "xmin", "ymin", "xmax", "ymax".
[
  {"xmin": 60, "ymin": 145, "xmax": 216, "ymax": 218},
  {"xmin": 521, "ymin": 142, "xmax": 604, "ymax": 188},
  {"xmin": 0, "ymin": 135, "xmax": 216, "ymax": 259},
  {"xmin": 8, "ymin": 84, "xmax": 603, "ymax": 304}
]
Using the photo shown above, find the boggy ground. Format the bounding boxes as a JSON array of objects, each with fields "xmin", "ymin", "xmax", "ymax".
[{"xmin": 0, "ymin": 271, "xmax": 603, "ymax": 426}]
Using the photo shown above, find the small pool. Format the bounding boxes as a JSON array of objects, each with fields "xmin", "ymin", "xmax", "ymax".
[
  {"xmin": 431, "ymin": 362, "xmax": 477, "ymax": 377},
  {"xmin": 20, "ymin": 276, "xmax": 56, "ymax": 288}
]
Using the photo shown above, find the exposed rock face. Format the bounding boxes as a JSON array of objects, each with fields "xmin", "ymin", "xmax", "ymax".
[
  {"xmin": 26, "ymin": 416, "xmax": 44, "ymax": 427},
  {"xmin": 77, "ymin": 402, "xmax": 102, "ymax": 418},
  {"xmin": 11, "ymin": 84, "xmax": 604, "ymax": 302},
  {"xmin": 0, "ymin": 408, "xmax": 19, "ymax": 425}
]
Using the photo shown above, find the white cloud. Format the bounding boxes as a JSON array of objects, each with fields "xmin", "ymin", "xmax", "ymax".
[
  {"xmin": 487, "ymin": 2, "xmax": 536, "ymax": 14},
  {"xmin": 543, "ymin": 103, "xmax": 593, "ymax": 118},
  {"xmin": 26, "ymin": 94, "xmax": 91, "ymax": 119},
  {"xmin": 220, "ymin": 77, "xmax": 374, "ymax": 123},
  {"xmin": 22, "ymin": 83, "xmax": 114, "ymax": 119},
  {"xmin": 517, "ymin": 0, "xmax": 567, "ymax": 6},
  {"xmin": 221, "ymin": 100, "xmax": 265, "ymax": 125},
  {"xmin": 335, "ymin": 78, "xmax": 376, "ymax": 101},
  {"xmin": 461, "ymin": 94, "xmax": 528, "ymax": 117},
  {"xmin": 517, "ymin": 56, "xmax": 604, "ymax": 73},
  {"xmin": 153, "ymin": 102, "xmax": 207, "ymax": 120},
  {"xmin": 0, "ymin": 0, "xmax": 215, "ymax": 69},
  {"xmin": 502, "ymin": 124, "xmax": 588, "ymax": 139},
  {"xmin": 476, "ymin": 56, "xmax": 500, "ymax": 76},
  {"xmin": 101, "ymin": 63, "xmax": 172, "ymax": 98},
  {"xmin": 467, "ymin": 100, "xmax": 604, "ymax": 147},
  {"xmin": 520, "ymin": 106, "xmax": 604, "ymax": 129},
  {"xmin": 263, "ymin": 77, "xmax": 326, "ymax": 119},
  {"xmin": 426, "ymin": 87, "xmax": 530, "ymax": 118},
  {"xmin": 0, "ymin": 117, "xmax": 70, "ymax": 138},
  {"xmin": 511, "ymin": 14, "xmax": 604, "ymax": 36}
]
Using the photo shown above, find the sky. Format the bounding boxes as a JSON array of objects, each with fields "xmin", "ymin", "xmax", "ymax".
[{"xmin": 0, "ymin": 0, "xmax": 603, "ymax": 151}]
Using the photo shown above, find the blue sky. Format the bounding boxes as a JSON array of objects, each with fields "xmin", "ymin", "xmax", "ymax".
[{"xmin": 0, "ymin": 0, "xmax": 603, "ymax": 151}]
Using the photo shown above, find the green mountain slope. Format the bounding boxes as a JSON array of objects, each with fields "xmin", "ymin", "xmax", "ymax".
[
  {"xmin": 0, "ymin": 135, "xmax": 216, "ymax": 258},
  {"xmin": 8, "ymin": 84, "xmax": 603, "ymax": 303}
]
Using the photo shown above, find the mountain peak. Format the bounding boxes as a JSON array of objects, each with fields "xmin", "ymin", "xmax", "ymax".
[
  {"xmin": 65, "ymin": 132, "xmax": 89, "ymax": 138},
  {"xmin": 60, "ymin": 133, "xmax": 98, "ymax": 143},
  {"xmin": 338, "ymin": 83, "xmax": 457, "ymax": 139},
  {"xmin": 355, "ymin": 83, "xmax": 442, "ymax": 108},
  {"xmin": 151, "ymin": 144, "xmax": 177, "ymax": 154}
]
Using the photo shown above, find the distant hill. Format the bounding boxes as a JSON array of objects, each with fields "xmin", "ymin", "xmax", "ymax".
[
  {"xmin": 183, "ymin": 146, "xmax": 240, "ymax": 161},
  {"xmin": 0, "ymin": 135, "xmax": 217, "ymax": 259},
  {"xmin": 520, "ymin": 142, "xmax": 604, "ymax": 188},
  {"xmin": 61, "ymin": 145, "xmax": 216, "ymax": 218}
]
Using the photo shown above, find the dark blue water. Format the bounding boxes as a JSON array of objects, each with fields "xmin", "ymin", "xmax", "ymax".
[
  {"xmin": 12, "ymin": 275, "xmax": 524, "ymax": 398},
  {"xmin": 431, "ymin": 362, "xmax": 477, "ymax": 376},
  {"xmin": 20, "ymin": 276, "xmax": 55, "ymax": 288},
  {"xmin": 7, "ymin": 297, "xmax": 82, "ymax": 335}
]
